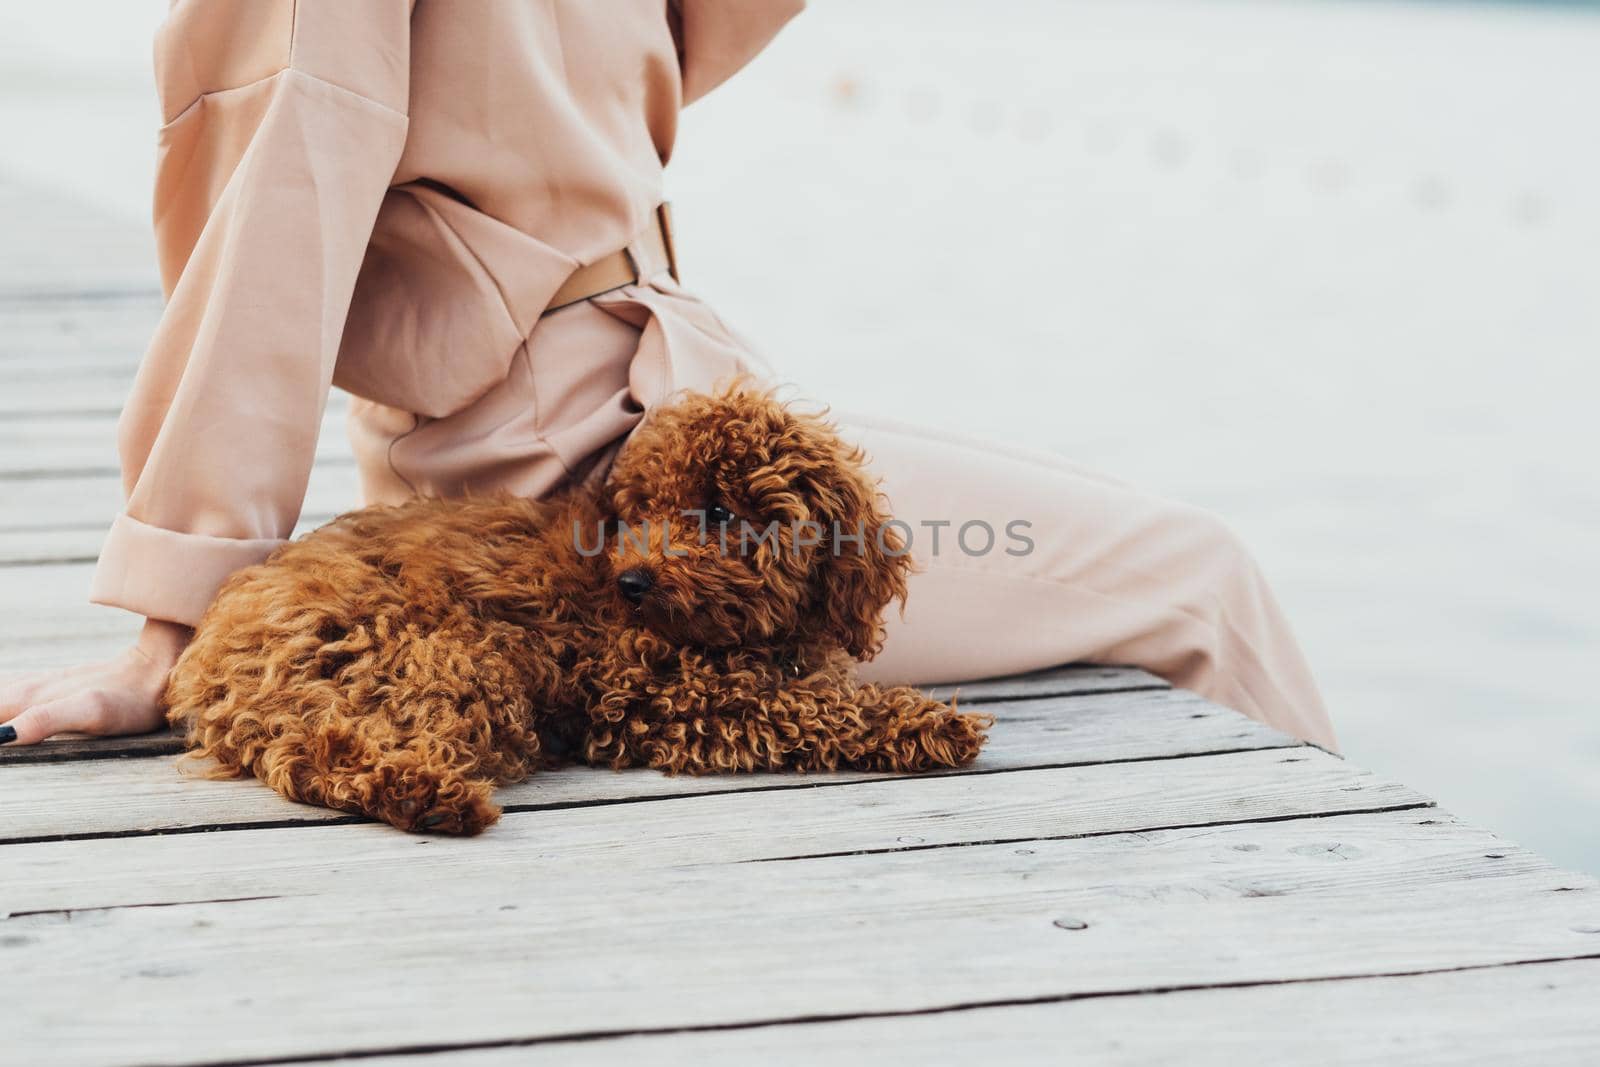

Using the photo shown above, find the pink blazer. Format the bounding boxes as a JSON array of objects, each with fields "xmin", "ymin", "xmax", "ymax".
[{"xmin": 91, "ymin": 0, "xmax": 804, "ymax": 626}]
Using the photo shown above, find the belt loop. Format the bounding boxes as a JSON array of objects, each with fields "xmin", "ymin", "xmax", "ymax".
[{"xmin": 658, "ymin": 202, "xmax": 680, "ymax": 283}]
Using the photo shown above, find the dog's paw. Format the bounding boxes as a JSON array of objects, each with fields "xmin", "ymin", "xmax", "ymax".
[
  {"xmin": 878, "ymin": 703, "xmax": 993, "ymax": 772},
  {"xmin": 410, "ymin": 787, "xmax": 500, "ymax": 836},
  {"xmin": 918, "ymin": 708, "xmax": 992, "ymax": 769},
  {"xmin": 902, "ymin": 703, "xmax": 985, "ymax": 771},
  {"xmin": 380, "ymin": 767, "xmax": 501, "ymax": 836}
]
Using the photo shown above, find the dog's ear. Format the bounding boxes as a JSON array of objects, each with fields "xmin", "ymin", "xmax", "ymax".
[{"xmin": 792, "ymin": 422, "xmax": 911, "ymax": 661}]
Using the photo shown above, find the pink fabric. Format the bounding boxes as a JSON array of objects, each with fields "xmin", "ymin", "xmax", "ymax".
[{"xmin": 836, "ymin": 414, "xmax": 1337, "ymax": 750}]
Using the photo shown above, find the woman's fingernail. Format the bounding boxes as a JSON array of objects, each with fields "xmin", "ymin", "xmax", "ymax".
[{"xmin": 0, "ymin": 725, "xmax": 17, "ymax": 745}]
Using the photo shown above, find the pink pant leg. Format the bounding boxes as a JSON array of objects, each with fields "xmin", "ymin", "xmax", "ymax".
[{"xmin": 834, "ymin": 410, "xmax": 1337, "ymax": 751}]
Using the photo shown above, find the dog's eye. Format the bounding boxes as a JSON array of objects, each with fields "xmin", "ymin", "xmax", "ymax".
[{"xmin": 705, "ymin": 503, "xmax": 735, "ymax": 526}]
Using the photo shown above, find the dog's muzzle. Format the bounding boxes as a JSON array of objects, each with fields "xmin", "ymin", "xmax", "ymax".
[{"xmin": 617, "ymin": 567, "xmax": 654, "ymax": 605}]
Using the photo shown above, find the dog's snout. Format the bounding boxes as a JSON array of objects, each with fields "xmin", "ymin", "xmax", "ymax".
[{"xmin": 617, "ymin": 567, "xmax": 654, "ymax": 604}]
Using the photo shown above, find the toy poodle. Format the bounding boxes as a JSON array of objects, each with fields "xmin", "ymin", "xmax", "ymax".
[{"xmin": 164, "ymin": 385, "xmax": 991, "ymax": 834}]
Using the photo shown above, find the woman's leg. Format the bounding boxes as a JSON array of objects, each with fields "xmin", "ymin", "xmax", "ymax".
[{"xmin": 835, "ymin": 410, "xmax": 1337, "ymax": 751}]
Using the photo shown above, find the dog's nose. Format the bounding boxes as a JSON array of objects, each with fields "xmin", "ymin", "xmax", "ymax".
[{"xmin": 617, "ymin": 567, "xmax": 654, "ymax": 604}]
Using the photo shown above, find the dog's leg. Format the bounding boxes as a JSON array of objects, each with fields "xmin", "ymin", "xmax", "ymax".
[
  {"xmin": 325, "ymin": 740, "xmax": 503, "ymax": 836},
  {"xmin": 170, "ymin": 619, "xmax": 547, "ymax": 835},
  {"xmin": 304, "ymin": 622, "xmax": 558, "ymax": 834},
  {"xmin": 173, "ymin": 691, "xmax": 506, "ymax": 835},
  {"xmin": 804, "ymin": 682, "xmax": 992, "ymax": 773},
  {"xmin": 583, "ymin": 671, "xmax": 990, "ymax": 775}
]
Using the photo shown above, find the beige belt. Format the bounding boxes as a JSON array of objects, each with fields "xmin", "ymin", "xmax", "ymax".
[{"xmin": 544, "ymin": 203, "xmax": 680, "ymax": 315}]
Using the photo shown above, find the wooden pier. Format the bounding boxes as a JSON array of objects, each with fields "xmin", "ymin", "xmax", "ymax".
[{"xmin": 3, "ymin": 177, "xmax": 1598, "ymax": 1065}]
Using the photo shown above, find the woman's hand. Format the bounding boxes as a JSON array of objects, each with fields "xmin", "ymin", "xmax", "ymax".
[{"xmin": 0, "ymin": 619, "xmax": 191, "ymax": 746}]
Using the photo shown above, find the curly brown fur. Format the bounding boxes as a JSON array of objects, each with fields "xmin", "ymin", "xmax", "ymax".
[{"xmin": 166, "ymin": 385, "xmax": 991, "ymax": 834}]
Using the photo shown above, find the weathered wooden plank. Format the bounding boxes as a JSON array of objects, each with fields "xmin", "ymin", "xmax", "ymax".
[
  {"xmin": 0, "ymin": 512, "xmax": 343, "ymax": 567},
  {"xmin": 0, "ymin": 409, "xmax": 353, "ymax": 478},
  {"xmin": 0, "ymin": 374, "xmax": 136, "ymax": 416},
  {"xmin": 0, "ymin": 312, "xmax": 157, "ymax": 350},
  {"xmin": 0, "ymin": 464, "xmax": 362, "ymax": 536},
  {"xmin": 0, "ymin": 687, "xmax": 1280, "ymax": 828},
  {"xmin": 0, "ymin": 729, "xmax": 185, "ymax": 765},
  {"xmin": 0, "ymin": 305, "xmax": 159, "ymax": 373},
  {"xmin": 0, "ymin": 749, "xmax": 1414, "ymax": 913},
  {"xmin": 930, "ymin": 663, "xmax": 1167, "ymax": 701},
  {"xmin": 927, "ymin": 662, "xmax": 1166, "ymax": 703},
  {"xmin": 0, "ymin": 564, "xmax": 135, "ymax": 650},
  {"xmin": 0, "ymin": 177, "xmax": 158, "ymax": 297},
  {"xmin": 0, "ymin": 382, "xmax": 128, "ymax": 419},
  {"xmin": 0, "ymin": 561, "xmax": 378, "ymax": 661},
  {"xmin": 0, "ymin": 349, "xmax": 150, "ymax": 375},
  {"xmin": 0, "ymin": 665, "xmax": 1172, "ymax": 769},
  {"xmin": 3, "ymin": 810, "xmax": 1593, "ymax": 1067},
  {"xmin": 0, "ymin": 301, "xmax": 337, "ymax": 415},
  {"xmin": 0, "ymin": 527, "xmax": 110, "ymax": 567},
  {"xmin": 0, "ymin": 295, "xmax": 353, "ymax": 428},
  {"xmin": 0, "ymin": 375, "xmax": 354, "ymax": 419},
  {"xmin": 0, "ymin": 625, "xmax": 143, "ymax": 672},
  {"xmin": 322, "ymin": 958, "xmax": 1600, "ymax": 1067}
]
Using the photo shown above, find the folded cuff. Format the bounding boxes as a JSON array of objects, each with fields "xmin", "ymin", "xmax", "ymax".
[{"xmin": 90, "ymin": 513, "xmax": 286, "ymax": 627}]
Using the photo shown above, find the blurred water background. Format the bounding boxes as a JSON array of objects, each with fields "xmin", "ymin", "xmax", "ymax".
[{"xmin": 2, "ymin": 0, "xmax": 1596, "ymax": 871}]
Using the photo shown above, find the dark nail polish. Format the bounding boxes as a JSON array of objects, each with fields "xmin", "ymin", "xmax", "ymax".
[{"xmin": 0, "ymin": 725, "xmax": 17, "ymax": 745}]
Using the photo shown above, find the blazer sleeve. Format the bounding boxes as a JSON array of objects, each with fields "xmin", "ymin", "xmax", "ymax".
[
  {"xmin": 90, "ymin": 0, "xmax": 412, "ymax": 626},
  {"xmin": 672, "ymin": 0, "xmax": 806, "ymax": 106}
]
